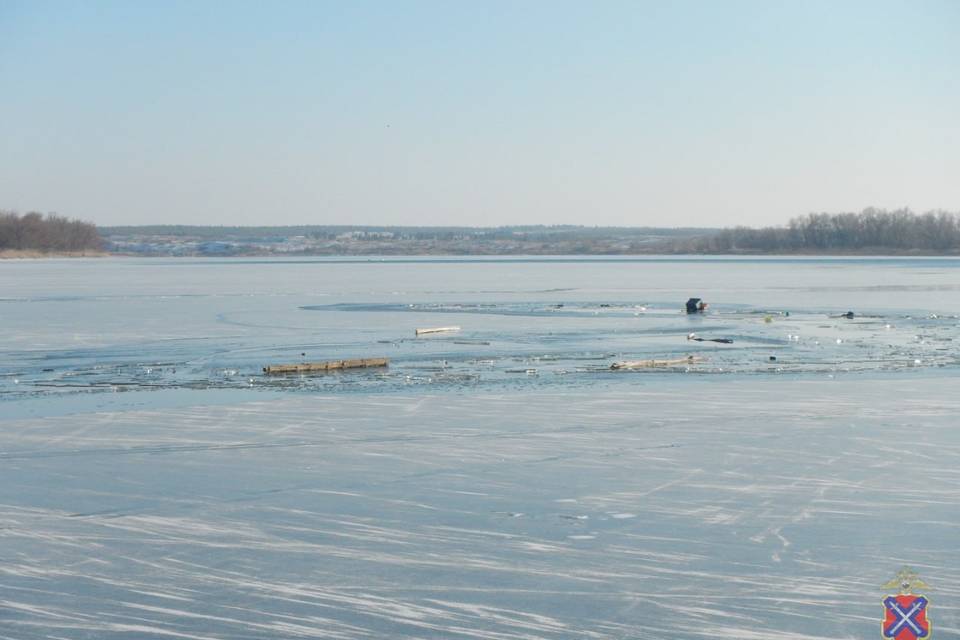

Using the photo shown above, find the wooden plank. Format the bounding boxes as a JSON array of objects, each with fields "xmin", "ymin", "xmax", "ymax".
[
  {"xmin": 415, "ymin": 326, "xmax": 461, "ymax": 336},
  {"xmin": 263, "ymin": 358, "xmax": 389, "ymax": 375},
  {"xmin": 610, "ymin": 355, "xmax": 704, "ymax": 370}
]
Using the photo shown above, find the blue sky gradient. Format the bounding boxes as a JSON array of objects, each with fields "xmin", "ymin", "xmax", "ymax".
[{"xmin": 2, "ymin": 0, "xmax": 958, "ymax": 226}]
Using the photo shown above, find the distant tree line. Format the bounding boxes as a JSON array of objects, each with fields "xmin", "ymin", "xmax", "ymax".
[
  {"xmin": 0, "ymin": 211, "xmax": 102, "ymax": 252},
  {"xmin": 675, "ymin": 209, "xmax": 960, "ymax": 254}
]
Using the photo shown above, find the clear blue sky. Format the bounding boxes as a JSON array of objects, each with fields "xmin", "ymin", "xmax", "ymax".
[{"xmin": 1, "ymin": 0, "xmax": 958, "ymax": 227}]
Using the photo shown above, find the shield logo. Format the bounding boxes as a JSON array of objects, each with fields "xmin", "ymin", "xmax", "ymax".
[
  {"xmin": 883, "ymin": 594, "xmax": 930, "ymax": 639},
  {"xmin": 882, "ymin": 567, "xmax": 931, "ymax": 640}
]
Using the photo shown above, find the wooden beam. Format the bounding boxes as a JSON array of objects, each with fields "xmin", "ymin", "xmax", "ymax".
[
  {"xmin": 415, "ymin": 326, "xmax": 461, "ymax": 336},
  {"xmin": 610, "ymin": 356, "xmax": 703, "ymax": 370},
  {"xmin": 263, "ymin": 358, "xmax": 389, "ymax": 375}
]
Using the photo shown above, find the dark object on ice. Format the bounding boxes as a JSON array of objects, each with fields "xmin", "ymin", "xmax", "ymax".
[
  {"xmin": 686, "ymin": 298, "xmax": 708, "ymax": 313},
  {"xmin": 840, "ymin": 311, "xmax": 855, "ymax": 319},
  {"xmin": 687, "ymin": 334, "xmax": 733, "ymax": 344},
  {"xmin": 769, "ymin": 355, "xmax": 777, "ymax": 361}
]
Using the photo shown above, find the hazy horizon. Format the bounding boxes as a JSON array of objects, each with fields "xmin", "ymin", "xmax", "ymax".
[{"xmin": 3, "ymin": 1, "xmax": 958, "ymax": 228}]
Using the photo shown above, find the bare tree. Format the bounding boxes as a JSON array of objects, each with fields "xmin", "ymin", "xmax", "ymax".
[{"xmin": 0, "ymin": 210, "xmax": 102, "ymax": 252}]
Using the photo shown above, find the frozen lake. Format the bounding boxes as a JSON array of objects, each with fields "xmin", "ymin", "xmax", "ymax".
[{"xmin": 1, "ymin": 256, "xmax": 959, "ymax": 638}]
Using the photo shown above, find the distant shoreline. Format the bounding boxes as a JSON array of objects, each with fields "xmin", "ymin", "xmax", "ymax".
[
  {"xmin": 106, "ymin": 247, "xmax": 959, "ymax": 257},
  {"xmin": 9, "ymin": 250, "xmax": 958, "ymax": 260},
  {"xmin": 97, "ymin": 210, "xmax": 960, "ymax": 257},
  {"xmin": 0, "ymin": 249, "xmax": 109, "ymax": 259}
]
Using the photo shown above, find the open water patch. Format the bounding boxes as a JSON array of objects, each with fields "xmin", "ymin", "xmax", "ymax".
[{"xmin": 3, "ymin": 299, "xmax": 958, "ymax": 402}]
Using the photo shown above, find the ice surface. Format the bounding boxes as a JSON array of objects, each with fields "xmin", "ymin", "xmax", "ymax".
[
  {"xmin": 1, "ymin": 256, "xmax": 958, "ymax": 638},
  {"xmin": 2, "ymin": 258, "xmax": 959, "ymax": 401},
  {"xmin": 1, "ymin": 381, "xmax": 959, "ymax": 638}
]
